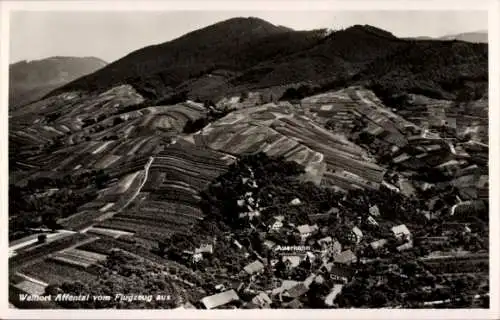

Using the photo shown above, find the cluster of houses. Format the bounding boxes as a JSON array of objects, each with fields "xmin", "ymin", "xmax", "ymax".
[{"xmin": 178, "ymin": 196, "xmax": 415, "ymax": 309}]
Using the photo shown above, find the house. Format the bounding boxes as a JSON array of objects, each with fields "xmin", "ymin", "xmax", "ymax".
[
  {"xmin": 195, "ymin": 243, "xmax": 214, "ymax": 254},
  {"xmin": 327, "ymin": 207, "xmax": 340, "ymax": 217},
  {"xmin": 331, "ymin": 240, "xmax": 342, "ymax": 255},
  {"xmin": 283, "ymin": 283, "xmax": 309, "ymax": 299},
  {"xmin": 271, "ymin": 280, "xmax": 300, "ymax": 296},
  {"xmin": 201, "ymin": 290, "xmax": 240, "ymax": 309},
  {"xmin": 308, "ymin": 213, "xmax": 331, "ymax": 223},
  {"xmin": 252, "ymin": 292, "xmax": 272, "ymax": 308},
  {"xmin": 192, "ymin": 252, "xmax": 203, "ymax": 262},
  {"xmin": 318, "ymin": 236, "xmax": 333, "ymax": 248},
  {"xmin": 237, "ymin": 199, "xmax": 245, "ymax": 207},
  {"xmin": 333, "ymin": 250, "xmax": 357, "ymax": 265},
  {"xmin": 367, "ymin": 215, "xmax": 379, "ymax": 226},
  {"xmin": 297, "ymin": 224, "xmax": 318, "ymax": 241},
  {"xmin": 391, "ymin": 224, "xmax": 412, "ymax": 241},
  {"xmin": 283, "ymin": 255, "xmax": 302, "ymax": 269},
  {"xmin": 234, "ymin": 240, "xmax": 243, "ymax": 250},
  {"xmin": 351, "ymin": 227, "xmax": 363, "ymax": 244},
  {"xmin": 248, "ymin": 210, "xmax": 261, "ymax": 220},
  {"xmin": 263, "ymin": 240, "xmax": 276, "ymax": 250},
  {"xmin": 315, "ymin": 274, "xmax": 326, "ymax": 284},
  {"xmin": 215, "ymin": 284, "xmax": 227, "ymax": 292},
  {"xmin": 289, "ymin": 198, "xmax": 302, "ymax": 206},
  {"xmin": 369, "ymin": 205, "xmax": 380, "ymax": 217},
  {"xmin": 322, "ymin": 263, "xmax": 354, "ymax": 283},
  {"xmin": 306, "ymin": 251, "xmax": 316, "ymax": 262},
  {"xmin": 243, "ymin": 260, "xmax": 265, "ymax": 275},
  {"xmin": 370, "ymin": 239, "xmax": 388, "ymax": 250},
  {"xmin": 397, "ymin": 241, "xmax": 413, "ymax": 252},
  {"xmin": 270, "ymin": 220, "xmax": 283, "ymax": 231}
]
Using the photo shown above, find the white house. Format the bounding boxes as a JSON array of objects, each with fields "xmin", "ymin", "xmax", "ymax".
[
  {"xmin": 352, "ymin": 227, "xmax": 363, "ymax": 244},
  {"xmin": 369, "ymin": 205, "xmax": 380, "ymax": 217},
  {"xmin": 367, "ymin": 216, "xmax": 379, "ymax": 226},
  {"xmin": 370, "ymin": 239, "xmax": 388, "ymax": 250},
  {"xmin": 196, "ymin": 244, "xmax": 214, "ymax": 254},
  {"xmin": 297, "ymin": 224, "xmax": 318, "ymax": 241},
  {"xmin": 192, "ymin": 252, "xmax": 203, "ymax": 262},
  {"xmin": 270, "ymin": 220, "xmax": 283, "ymax": 231},
  {"xmin": 391, "ymin": 224, "xmax": 412, "ymax": 241}
]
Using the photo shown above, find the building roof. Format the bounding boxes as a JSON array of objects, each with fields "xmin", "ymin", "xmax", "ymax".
[
  {"xmin": 333, "ymin": 250, "xmax": 357, "ymax": 264},
  {"xmin": 201, "ymin": 290, "xmax": 239, "ymax": 309},
  {"xmin": 391, "ymin": 224, "xmax": 411, "ymax": 236},
  {"xmin": 195, "ymin": 243, "xmax": 213, "ymax": 254},
  {"xmin": 318, "ymin": 236, "xmax": 333, "ymax": 244},
  {"xmin": 271, "ymin": 280, "xmax": 300, "ymax": 296},
  {"xmin": 370, "ymin": 239, "xmax": 388, "ymax": 250},
  {"xmin": 315, "ymin": 275, "xmax": 325, "ymax": 284},
  {"xmin": 367, "ymin": 216, "xmax": 378, "ymax": 226},
  {"xmin": 352, "ymin": 226, "xmax": 363, "ymax": 239},
  {"xmin": 369, "ymin": 205, "xmax": 380, "ymax": 216},
  {"xmin": 252, "ymin": 292, "xmax": 272, "ymax": 307},
  {"xmin": 397, "ymin": 241, "xmax": 413, "ymax": 252},
  {"xmin": 243, "ymin": 260, "xmax": 265, "ymax": 275},
  {"xmin": 332, "ymin": 240, "xmax": 342, "ymax": 253},
  {"xmin": 283, "ymin": 255, "xmax": 302, "ymax": 268},
  {"xmin": 297, "ymin": 224, "xmax": 316, "ymax": 235},
  {"xmin": 323, "ymin": 263, "xmax": 355, "ymax": 277}
]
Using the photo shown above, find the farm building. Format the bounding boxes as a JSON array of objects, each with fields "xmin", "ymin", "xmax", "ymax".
[{"xmin": 391, "ymin": 224, "xmax": 412, "ymax": 241}]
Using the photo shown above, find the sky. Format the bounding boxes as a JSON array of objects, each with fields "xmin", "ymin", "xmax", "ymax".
[{"xmin": 9, "ymin": 10, "xmax": 488, "ymax": 64}]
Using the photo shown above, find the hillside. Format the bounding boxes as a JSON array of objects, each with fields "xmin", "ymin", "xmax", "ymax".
[
  {"xmin": 408, "ymin": 31, "xmax": 487, "ymax": 43},
  {"xmin": 45, "ymin": 20, "xmax": 487, "ymax": 103},
  {"xmin": 49, "ymin": 17, "xmax": 326, "ymax": 100},
  {"xmin": 9, "ymin": 56, "xmax": 107, "ymax": 109},
  {"xmin": 438, "ymin": 31, "xmax": 487, "ymax": 43},
  {"xmin": 8, "ymin": 17, "xmax": 490, "ymax": 309}
]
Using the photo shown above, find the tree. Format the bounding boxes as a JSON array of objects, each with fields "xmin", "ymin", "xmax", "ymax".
[
  {"xmin": 371, "ymin": 291, "xmax": 388, "ymax": 307},
  {"xmin": 37, "ymin": 234, "xmax": 47, "ymax": 243}
]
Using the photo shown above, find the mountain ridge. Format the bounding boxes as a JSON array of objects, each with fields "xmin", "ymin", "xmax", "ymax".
[
  {"xmin": 43, "ymin": 18, "xmax": 487, "ymax": 104},
  {"xmin": 9, "ymin": 56, "xmax": 107, "ymax": 109}
]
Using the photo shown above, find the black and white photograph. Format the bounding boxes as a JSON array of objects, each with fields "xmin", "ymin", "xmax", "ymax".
[{"xmin": 1, "ymin": 0, "xmax": 498, "ymax": 318}]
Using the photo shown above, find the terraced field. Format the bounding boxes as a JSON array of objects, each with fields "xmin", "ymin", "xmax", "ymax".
[
  {"xmin": 9, "ymin": 233, "xmax": 96, "ymax": 272},
  {"xmin": 192, "ymin": 99, "xmax": 385, "ymax": 187},
  {"xmin": 20, "ymin": 260, "xmax": 98, "ymax": 285},
  {"xmin": 49, "ymin": 248, "xmax": 107, "ymax": 269},
  {"xmin": 93, "ymin": 139, "xmax": 234, "ymax": 241}
]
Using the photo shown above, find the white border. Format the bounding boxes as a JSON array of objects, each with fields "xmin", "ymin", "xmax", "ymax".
[{"xmin": 1, "ymin": 0, "xmax": 498, "ymax": 319}]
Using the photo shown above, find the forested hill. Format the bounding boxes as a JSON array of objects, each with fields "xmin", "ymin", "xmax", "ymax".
[{"xmin": 45, "ymin": 18, "xmax": 488, "ymax": 104}]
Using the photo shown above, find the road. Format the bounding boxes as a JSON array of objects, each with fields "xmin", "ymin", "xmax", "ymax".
[
  {"xmin": 80, "ymin": 156, "xmax": 154, "ymax": 233},
  {"xmin": 117, "ymin": 156, "xmax": 154, "ymax": 212},
  {"xmin": 9, "ymin": 230, "xmax": 76, "ymax": 257},
  {"xmin": 15, "ymin": 273, "xmax": 49, "ymax": 287}
]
